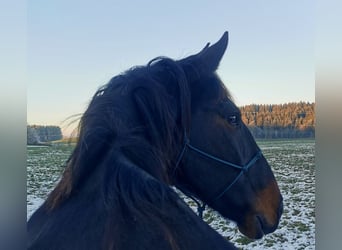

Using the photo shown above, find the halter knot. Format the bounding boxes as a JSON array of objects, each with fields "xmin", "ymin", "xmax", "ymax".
[{"xmin": 242, "ymin": 166, "xmax": 249, "ymax": 174}]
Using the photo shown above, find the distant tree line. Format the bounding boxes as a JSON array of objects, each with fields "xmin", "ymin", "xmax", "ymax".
[
  {"xmin": 27, "ymin": 125, "xmax": 63, "ymax": 145},
  {"xmin": 26, "ymin": 102, "xmax": 314, "ymax": 143},
  {"xmin": 240, "ymin": 102, "xmax": 315, "ymax": 139}
]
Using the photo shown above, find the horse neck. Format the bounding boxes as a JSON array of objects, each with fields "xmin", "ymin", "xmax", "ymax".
[{"xmin": 102, "ymin": 151, "xmax": 236, "ymax": 250}]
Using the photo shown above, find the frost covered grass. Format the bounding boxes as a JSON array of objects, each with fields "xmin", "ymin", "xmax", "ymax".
[
  {"xmin": 27, "ymin": 139, "xmax": 315, "ymax": 249},
  {"xmin": 27, "ymin": 144, "xmax": 74, "ymax": 218}
]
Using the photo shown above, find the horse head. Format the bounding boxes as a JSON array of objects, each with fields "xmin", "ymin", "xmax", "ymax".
[{"xmin": 172, "ymin": 32, "xmax": 283, "ymax": 239}]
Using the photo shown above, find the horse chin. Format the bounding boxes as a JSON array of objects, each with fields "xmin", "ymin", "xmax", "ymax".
[
  {"xmin": 237, "ymin": 216, "xmax": 264, "ymax": 240},
  {"xmin": 237, "ymin": 214, "xmax": 277, "ymax": 240}
]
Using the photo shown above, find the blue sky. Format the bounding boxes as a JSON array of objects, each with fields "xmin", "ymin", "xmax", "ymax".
[{"xmin": 27, "ymin": 1, "xmax": 314, "ymax": 135}]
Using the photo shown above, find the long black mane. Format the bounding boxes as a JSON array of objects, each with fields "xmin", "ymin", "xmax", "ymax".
[{"xmin": 49, "ymin": 59, "xmax": 185, "ymax": 203}]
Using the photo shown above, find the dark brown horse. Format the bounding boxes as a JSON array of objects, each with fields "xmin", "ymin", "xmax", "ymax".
[{"xmin": 28, "ymin": 32, "xmax": 283, "ymax": 250}]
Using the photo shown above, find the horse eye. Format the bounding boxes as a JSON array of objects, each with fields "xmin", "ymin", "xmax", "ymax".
[{"xmin": 227, "ymin": 114, "xmax": 239, "ymax": 126}]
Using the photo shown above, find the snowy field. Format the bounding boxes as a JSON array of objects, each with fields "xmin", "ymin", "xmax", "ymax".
[{"xmin": 27, "ymin": 139, "xmax": 315, "ymax": 249}]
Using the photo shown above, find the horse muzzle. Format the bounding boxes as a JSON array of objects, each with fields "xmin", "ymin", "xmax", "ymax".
[{"xmin": 238, "ymin": 181, "xmax": 283, "ymax": 239}]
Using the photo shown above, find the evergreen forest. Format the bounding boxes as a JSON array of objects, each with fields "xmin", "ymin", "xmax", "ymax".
[{"xmin": 240, "ymin": 102, "xmax": 315, "ymax": 138}]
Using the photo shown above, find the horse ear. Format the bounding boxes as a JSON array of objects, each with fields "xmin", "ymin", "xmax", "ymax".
[
  {"xmin": 179, "ymin": 32, "xmax": 229, "ymax": 76},
  {"xmin": 198, "ymin": 31, "xmax": 229, "ymax": 71}
]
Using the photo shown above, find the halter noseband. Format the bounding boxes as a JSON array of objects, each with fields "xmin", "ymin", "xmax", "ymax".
[{"xmin": 174, "ymin": 134, "xmax": 263, "ymax": 218}]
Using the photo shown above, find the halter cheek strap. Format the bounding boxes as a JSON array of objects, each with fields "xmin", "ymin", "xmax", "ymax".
[{"xmin": 174, "ymin": 135, "xmax": 263, "ymax": 218}]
